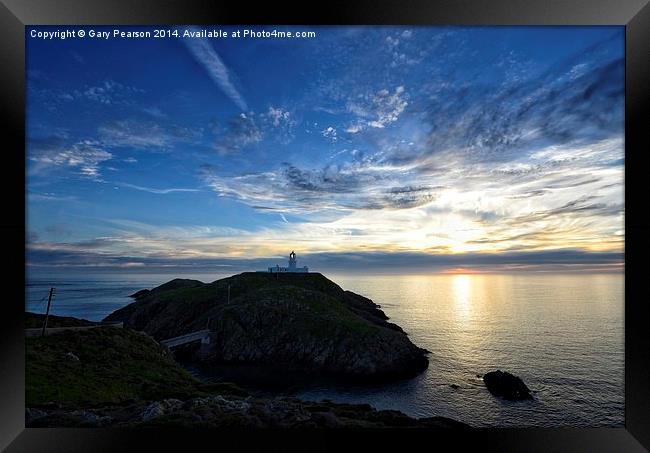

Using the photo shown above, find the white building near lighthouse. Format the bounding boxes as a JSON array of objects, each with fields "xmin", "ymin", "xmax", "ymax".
[{"xmin": 267, "ymin": 251, "xmax": 309, "ymax": 273}]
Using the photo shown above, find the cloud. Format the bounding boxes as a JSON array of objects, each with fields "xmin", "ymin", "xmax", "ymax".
[
  {"xmin": 26, "ymin": 238, "xmax": 623, "ymax": 273},
  {"xmin": 28, "ymin": 141, "xmax": 112, "ymax": 179},
  {"xmin": 416, "ymin": 55, "xmax": 624, "ymax": 164},
  {"xmin": 321, "ymin": 126, "xmax": 338, "ymax": 142},
  {"xmin": 261, "ymin": 106, "xmax": 296, "ymax": 144},
  {"xmin": 27, "ymin": 192, "xmax": 78, "ymax": 203},
  {"xmin": 265, "ymin": 107, "xmax": 290, "ymax": 127},
  {"xmin": 202, "ymin": 158, "xmax": 441, "ymax": 213},
  {"xmin": 183, "ymin": 28, "xmax": 248, "ymax": 111},
  {"xmin": 345, "ymin": 124, "xmax": 363, "ymax": 134},
  {"xmin": 98, "ymin": 119, "xmax": 202, "ymax": 150},
  {"xmin": 77, "ymin": 80, "xmax": 143, "ymax": 105},
  {"xmin": 115, "ymin": 182, "xmax": 201, "ymax": 194},
  {"xmin": 142, "ymin": 106, "xmax": 167, "ymax": 119},
  {"xmin": 346, "ymin": 86, "xmax": 408, "ymax": 132},
  {"xmin": 29, "ymin": 79, "xmax": 145, "ymax": 111},
  {"xmin": 212, "ymin": 113, "xmax": 262, "ymax": 155},
  {"xmin": 193, "ymin": 36, "xmax": 624, "ymax": 255}
]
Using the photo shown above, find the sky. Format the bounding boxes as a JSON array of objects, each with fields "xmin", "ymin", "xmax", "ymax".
[{"xmin": 26, "ymin": 26, "xmax": 624, "ymax": 274}]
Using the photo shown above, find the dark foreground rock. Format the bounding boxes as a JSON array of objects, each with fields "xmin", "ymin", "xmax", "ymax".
[
  {"xmin": 105, "ymin": 272, "xmax": 429, "ymax": 382},
  {"xmin": 483, "ymin": 370, "xmax": 533, "ymax": 401},
  {"xmin": 27, "ymin": 396, "xmax": 468, "ymax": 429},
  {"xmin": 25, "ymin": 326, "xmax": 467, "ymax": 428}
]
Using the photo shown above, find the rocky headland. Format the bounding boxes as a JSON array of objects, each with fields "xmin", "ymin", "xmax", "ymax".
[{"xmin": 104, "ymin": 272, "xmax": 430, "ymax": 382}]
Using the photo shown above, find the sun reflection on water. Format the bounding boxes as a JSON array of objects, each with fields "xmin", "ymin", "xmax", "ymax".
[{"xmin": 452, "ymin": 274, "xmax": 473, "ymax": 319}]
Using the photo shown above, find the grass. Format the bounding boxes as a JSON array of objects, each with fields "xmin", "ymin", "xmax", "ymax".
[
  {"xmin": 25, "ymin": 327, "xmax": 244, "ymax": 408},
  {"xmin": 25, "ymin": 312, "xmax": 97, "ymax": 329}
]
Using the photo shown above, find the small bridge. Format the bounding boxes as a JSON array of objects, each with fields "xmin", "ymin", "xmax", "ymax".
[{"xmin": 160, "ymin": 329, "xmax": 210, "ymax": 349}]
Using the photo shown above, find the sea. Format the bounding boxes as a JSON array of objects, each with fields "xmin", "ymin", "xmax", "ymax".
[{"xmin": 25, "ymin": 270, "xmax": 624, "ymax": 428}]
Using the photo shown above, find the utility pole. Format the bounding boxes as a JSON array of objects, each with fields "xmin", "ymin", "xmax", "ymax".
[
  {"xmin": 41, "ymin": 287, "xmax": 54, "ymax": 337},
  {"xmin": 227, "ymin": 284, "xmax": 231, "ymax": 304}
]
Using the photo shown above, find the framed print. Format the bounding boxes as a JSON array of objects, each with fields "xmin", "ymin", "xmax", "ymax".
[{"xmin": 1, "ymin": 0, "xmax": 649, "ymax": 451}]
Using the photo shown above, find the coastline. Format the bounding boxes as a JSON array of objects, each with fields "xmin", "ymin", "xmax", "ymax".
[
  {"xmin": 24, "ymin": 271, "xmax": 625, "ymax": 428},
  {"xmin": 25, "ymin": 323, "xmax": 467, "ymax": 428}
]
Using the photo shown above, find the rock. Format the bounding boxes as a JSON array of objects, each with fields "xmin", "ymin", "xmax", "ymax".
[
  {"xmin": 64, "ymin": 352, "xmax": 80, "ymax": 362},
  {"xmin": 25, "ymin": 408, "xmax": 47, "ymax": 425},
  {"xmin": 141, "ymin": 398, "xmax": 183, "ymax": 421},
  {"xmin": 450, "ymin": 384, "xmax": 460, "ymax": 389},
  {"xmin": 483, "ymin": 370, "xmax": 533, "ymax": 401},
  {"xmin": 71, "ymin": 410, "xmax": 112, "ymax": 426},
  {"xmin": 310, "ymin": 410, "xmax": 342, "ymax": 427},
  {"xmin": 27, "ymin": 394, "xmax": 471, "ymax": 428}
]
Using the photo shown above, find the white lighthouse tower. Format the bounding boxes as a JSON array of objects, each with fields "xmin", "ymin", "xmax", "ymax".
[{"xmin": 288, "ymin": 251, "xmax": 297, "ymax": 270}]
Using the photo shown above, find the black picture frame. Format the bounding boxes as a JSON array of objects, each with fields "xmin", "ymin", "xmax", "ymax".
[{"xmin": 2, "ymin": 1, "xmax": 648, "ymax": 451}]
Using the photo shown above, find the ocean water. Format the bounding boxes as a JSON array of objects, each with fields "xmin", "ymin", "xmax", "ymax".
[{"xmin": 25, "ymin": 270, "xmax": 624, "ymax": 427}]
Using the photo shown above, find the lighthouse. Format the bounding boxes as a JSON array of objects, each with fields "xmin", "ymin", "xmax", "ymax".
[
  {"xmin": 288, "ymin": 251, "xmax": 297, "ymax": 270},
  {"xmin": 266, "ymin": 251, "xmax": 309, "ymax": 273}
]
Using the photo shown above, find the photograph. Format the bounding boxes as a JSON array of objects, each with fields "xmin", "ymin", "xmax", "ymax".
[{"xmin": 22, "ymin": 24, "xmax": 628, "ymax": 431}]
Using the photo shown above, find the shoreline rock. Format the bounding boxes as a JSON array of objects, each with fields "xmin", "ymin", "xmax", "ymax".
[
  {"xmin": 27, "ymin": 395, "xmax": 469, "ymax": 428},
  {"xmin": 483, "ymin": 370, "xmax": 533, "ymax": 401}
]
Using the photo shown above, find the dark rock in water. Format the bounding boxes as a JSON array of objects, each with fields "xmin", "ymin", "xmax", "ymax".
[
  {"xmin": 483, "ymin": 370, "xmax": 532, "ymax": 401},
  {"xmin": 450, "ymin": 384, "xmax": 460, "ymax": 389},
  {"xmin": 476, "ymin": 374, "xmax": 482, "ymax": 378},
  {"xmin": 105, "ymin": 272, "xmax": 429, "ymax": 382}
]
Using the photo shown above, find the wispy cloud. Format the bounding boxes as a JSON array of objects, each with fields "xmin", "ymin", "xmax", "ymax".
[
  {"xmin": 77, "ymin": 80, "xmax": 143, "ymax": 105},
  {"xmin": 211, "ymin": 113, "xmax": 262, "ymax": 154},
  {"xmin": 321, "ymin": 126, "xmax": 338, "ymax": 142},
  {"xmin": 28, "ymin": 141, "xmax": 112, "ymax": 179},
  {"xmin": 27, "ymin": 192, "xmax": 79, "ymax": 203},
  {"xmin": 183, "ymin": 28, "xmax": 248, "ymax": 111},
  {"xmin": 262, "ymin": 107, "xmax": 296, "ymax": 144},
  {"xmin": 115, "ymin": 182, "xmax": 201, "ymax": 194},
  {"xmin": 351, "ymin": 86, "xmax": 409, "ymax": 130},
  {"xmin": 98, "ymin": 119, "xmax": 202, "ymax": 150}
]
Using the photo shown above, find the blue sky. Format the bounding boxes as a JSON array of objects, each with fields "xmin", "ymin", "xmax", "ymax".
[{"xmin": 26, "ymin": 26, "xmax": 624, "ymax": 273}]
